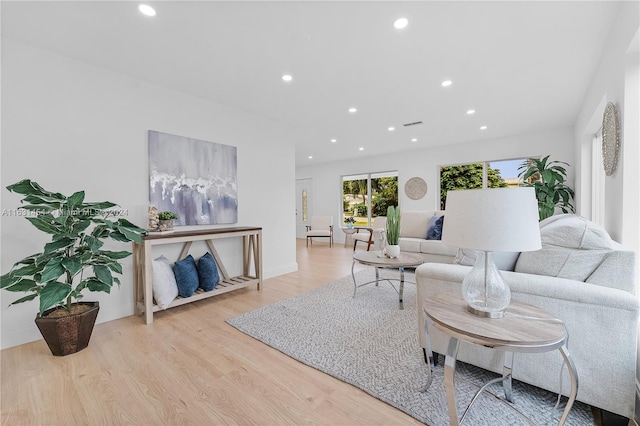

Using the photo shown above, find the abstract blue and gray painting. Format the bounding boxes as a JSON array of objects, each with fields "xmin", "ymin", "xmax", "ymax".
[{"xmin": 149, "ymin": 130, "xmax": 238, "ymax": 225}]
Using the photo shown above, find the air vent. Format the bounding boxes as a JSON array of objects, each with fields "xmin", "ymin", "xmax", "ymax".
[{"xmin": 403, "ymin": 121, "xmax": 423, "ymax": 127}]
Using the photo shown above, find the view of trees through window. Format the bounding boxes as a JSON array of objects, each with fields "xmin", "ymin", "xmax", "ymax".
[
  {"xmin": 440, "ymin": 159, "xmax": 527, "ymax": 209},
  {"xmin": 343, "ymin": 171, "xmax": 398, "ymax": 226}
]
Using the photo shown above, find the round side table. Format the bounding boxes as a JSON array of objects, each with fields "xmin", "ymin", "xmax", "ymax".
[
  {"xmin": 341, "ymin": 226, "xmax": 357, "ymax": 247},
  {"xmin": 422, "ymin": 293, "xmax": 578, "ymax": 426}
]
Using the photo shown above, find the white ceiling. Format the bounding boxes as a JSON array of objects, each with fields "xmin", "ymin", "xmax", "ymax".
[{"xmin": 1, "ymin": 1, "xmax": 621, "ymax": 166}]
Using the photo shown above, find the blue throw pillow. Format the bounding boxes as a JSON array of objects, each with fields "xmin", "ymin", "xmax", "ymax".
[
  {"xmin": 425, "ymin": 215, "xmax": 438, "ymax": 238},
  {"xmin": 426, "ymin": 215, "xmax": 445, "ymax": 240},
  {"xmin": 197, "ymin": 252, "xmax": 220, "ymax": 292},
  {"xmin": 173, "ymin": 255, "xmax": 199, "ymax": 298}
]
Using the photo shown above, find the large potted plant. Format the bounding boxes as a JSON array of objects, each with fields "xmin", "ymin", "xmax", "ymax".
[
  {"xmin": 385, "ymin": 205, "xmax": 401, "ymax": 258},
  {"xmin": 518, "ymin": 155, "xmax": 575, "ymax": 221},
  {"xmin": 0, "ymin": 179, "xmax": 146, "ymax": 356}
]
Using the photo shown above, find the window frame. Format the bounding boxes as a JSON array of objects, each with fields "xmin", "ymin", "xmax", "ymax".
[
  {"xmin": 438, "ymin": 158, "xmax": 528, "ymax": 209},
  {"xmin": 342, "ymin": 170, "xmax": 398, "ymax": 226}
]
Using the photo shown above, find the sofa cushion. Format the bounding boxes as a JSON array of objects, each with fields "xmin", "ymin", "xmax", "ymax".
[
  {"xmin": 536, "ymin": 214, "xmax": 615, "ymax": 250},
  {"xmin": 515, "ymin": 214, "xmax": 615, "ymax": 281},
  {"xmin": 420, "ymin": 239, "xmax": 458, "ymax": 256},
  {"xmin": 401, "ymin": 211, "xmax": 445, "ymax": 238},
  {"xmin": 454, "ymin": 248, "xmax": 520, "ymax": 271},
  {"xmin": 400, "ymin": 211, "xmax": 432, "ymax": 238},
  {"xmin": 399, "ymin": 237, "xmax": 423, "ymax": 253}
]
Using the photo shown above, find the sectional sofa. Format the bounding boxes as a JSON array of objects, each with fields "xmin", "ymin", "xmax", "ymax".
[{"xmin": 415, "ymin": 214, "xmax": 639, "ymax": 418}]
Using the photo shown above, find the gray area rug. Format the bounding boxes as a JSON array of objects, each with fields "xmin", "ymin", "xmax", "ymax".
[{"xmin": 226, "ymin": 269, "xmax": 595, "ymax": 425}]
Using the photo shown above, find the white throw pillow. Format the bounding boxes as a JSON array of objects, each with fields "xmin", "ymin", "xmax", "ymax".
[{"xmin": 152, "ymin": 255, "xmax": 179, "ymax": 309}]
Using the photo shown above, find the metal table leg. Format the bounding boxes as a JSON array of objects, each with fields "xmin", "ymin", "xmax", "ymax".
[
  {"xmin": 420, "ymin": 311, "xmax": 436, "ymax": 392},
  {"xmin": 351, "ymin": 260, "xmax": 357, "ymax": 298},
  {"xmin": 399, "ymin": 266, "xmax": 405, "ymax": 309},
  {"xmin": 557, "ymin": 345, "xmax": 579, "ymax": 426},
  {"xmin": 444, "ymin": 337, "xmax": 461, "ymax": 426},
  {"xmin": 503, "ymin": 351, "xmax": 514, "ymax": 402}
]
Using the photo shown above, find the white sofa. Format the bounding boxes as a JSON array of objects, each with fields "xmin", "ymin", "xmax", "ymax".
[
  {"xmin": 398, "ymin": 210, "xmax": 458, "ymax": 263},
  {"xmin": 415, "ymin": 214, "xmax": 639, "ymax": 418}
]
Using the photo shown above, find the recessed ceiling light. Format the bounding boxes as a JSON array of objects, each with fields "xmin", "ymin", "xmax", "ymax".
[
  {"xmin": 330, "ymin": 139, "xmax": 337, "ymax": 143},
  {"xmin": 411, "ymin": 138, "xmax": 418, "ymax": 142},
  {"xmin": 282, "ymin": 74, "xmax": 293, "ymax": 82},
  {"xmin": 394, "ymin": 18, "xmax": 408, "ymax": 29},
  {"xmin": 388, "ymin": 126, "xmax": 395, "ymax": 131},
  {"xmin": 138, "ymin": 4, "xmax": 156, "ymax": 16},
  {"xmin": 466, "ymin": 109, "xmax": 476, "ymax": 115},
  {"xmin": 441, "ymin": 80, "xmax": 452, "ymax": 87},
  {"xmin": 348, "ymin": 107, "xmax": 357, "ymax": 113},
  {"xmin": 359, "ymin": 147, "xmax": 364, "ymax": 151},
  {"xmin": 480, "ymin": 126, "xmax": 488, "ymax": 130},
  {"xmin": 308, "ymin": 155, "xmax": 313, "ymax": 159}
]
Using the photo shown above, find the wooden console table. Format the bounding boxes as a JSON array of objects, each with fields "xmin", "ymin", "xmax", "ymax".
[{"xmin": 133, "ymin": 226, "xmax": 262, "ymax": 324}]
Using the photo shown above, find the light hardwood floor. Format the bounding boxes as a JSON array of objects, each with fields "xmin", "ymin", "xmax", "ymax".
[{"xmin": 1, "ymin": 239, "xmax": 423, "ymax": 425}]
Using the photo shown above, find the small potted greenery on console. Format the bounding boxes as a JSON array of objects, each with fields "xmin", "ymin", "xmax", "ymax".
[
  {"xmin": 0, "ymin": 179, "xmax": 146, "ymax": 356},
  {"xmin": 157, "ymin": 211, "xmax": 178, "ymax": 231}
]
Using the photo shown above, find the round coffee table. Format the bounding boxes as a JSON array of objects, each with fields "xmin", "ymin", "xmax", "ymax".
[
  {"xmin": 351, "ymin": 251, "xmax": 423, "ymax": 309},
  {"xmin": 422, "ymin": 292, "xmax": 578, "ymax": 426}
]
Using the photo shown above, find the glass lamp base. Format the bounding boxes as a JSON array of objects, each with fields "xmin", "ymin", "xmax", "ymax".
[
  {"xmin": 461, "ymin": 251, "xmax": 510, "ymax": 319},
  {"xmin": 467, "ymin": 304, "xmax": 505, "ymax": 318}
]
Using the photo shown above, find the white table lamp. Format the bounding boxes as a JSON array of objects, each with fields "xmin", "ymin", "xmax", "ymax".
[{"xmin": 442, "ymin": 188, "xmax": 541, "ymax": 318}]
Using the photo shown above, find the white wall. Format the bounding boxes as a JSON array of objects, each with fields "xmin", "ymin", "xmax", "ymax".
[
  {"xmin": 574, "ymin": 1, "xmax": 639, "ymax": 245},
  {"xmin": 1, "ymin": 39, "xmax": 298, "ymax": 349},
  {"xmin": 571, "ymin": 3, "xmax": 639, "ymax": 412},
  {"xmin": 296, "ymin": 126, "xmax": 575, "ymax": 244}
]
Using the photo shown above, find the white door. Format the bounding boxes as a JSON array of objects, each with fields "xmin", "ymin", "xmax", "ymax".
[{"xmin": 295, "ymin": 178, "xmax": 313, "ymax": 239}]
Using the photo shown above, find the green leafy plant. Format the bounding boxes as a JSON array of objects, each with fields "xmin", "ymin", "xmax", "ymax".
[
  {"xmin": 353, "ymin": 203, "xmax": 367, "ymax": 217},
  {"xmin": 0, "ymin": 179, "xmax": 147, "ymax": 315},
  {"xmin": 158, "ymin": 211, "xmax": 178, "ymax": 220},
  {"xmin": 386, "ymin": 205, "xmax": 401, "ymax": 245},
  {"xmin": 440, "ymin": 163, "xmax": 506, "ymax": 210},
  {"xmin": 518, "ymin": 155, "xmax": 575, "ymax": 221},
  {"xmin": 344, "ymin": 216, "xmax": 356, "ymax": 224}
]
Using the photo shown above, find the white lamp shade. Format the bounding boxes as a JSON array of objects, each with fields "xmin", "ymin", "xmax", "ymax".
[{"xmin": 441, "ymin": 187, "xmax": 541, "ymax": 252}]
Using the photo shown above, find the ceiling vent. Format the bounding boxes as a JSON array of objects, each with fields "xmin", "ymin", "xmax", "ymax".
[{"xmin": 403, "ymin": 121, "xmax": 423, "ymax": 127}]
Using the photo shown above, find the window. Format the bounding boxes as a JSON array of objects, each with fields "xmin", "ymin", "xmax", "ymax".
[
  {"xmin": 591, "ymin": 130, "xmax": 605, "ymax": 226},
  {"xmin": 342, "ymin": 171, "xmax": 398, "ymax": 226},
  {"xmin": 439, "ymin": 158, "xmax": 526, "ymax": 209}
]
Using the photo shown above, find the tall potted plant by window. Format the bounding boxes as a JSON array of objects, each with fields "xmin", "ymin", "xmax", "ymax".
[
  {"xmin": 385, "ymin": 205, "xmax": 401, "ymax": 258},
  {"xmin": 517, "ymin": 155, "xmax": 575, "ymax": 221},
  {"xmin": 0, "ymin": 179, "xmax": 146, "ymax": 356}
]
